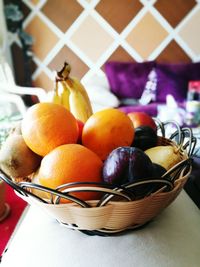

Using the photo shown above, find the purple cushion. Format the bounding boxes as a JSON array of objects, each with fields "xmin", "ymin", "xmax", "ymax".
[
  {"xmin": 105, "ymin": 61, "xmax": 156, "ymax": 99},
  {"xmin": 156, "ymin": 62, "xmax": 200, "ymax": 103}
]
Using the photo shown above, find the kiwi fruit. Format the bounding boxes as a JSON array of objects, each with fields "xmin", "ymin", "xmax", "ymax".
[{"xmin": 0, "ymin": 134, "xmax": 42, "ymax": 179}]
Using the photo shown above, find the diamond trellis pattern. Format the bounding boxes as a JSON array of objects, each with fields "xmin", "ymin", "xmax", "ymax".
[
  {"xmin": 70, "ymin": 15, "xmax": 114, "ymax": 63},
  {"xmin": 106, "ymin": 46, "xmax": 135, "ymax": 63},
  {"xmin": 25, "ymin": 16, "xmax": 59, "ymax": 61},
  {"xmin": 5, "ymin": 0, "xmax": 200, "ymax": 90},
  {"xmin": 156, "ymin": 40, "xmax": 191, "ymax": 63},
  {"xmin": 48, "ymin": 45, "xmax": 89, "ymax": 79},
  {"xmin": 41, "ymin": 0, "xmax": 83, "ymax": 33},
  {"xmin": 95, "ymin": 0, "xmax": 143, "ymax": 33},
  {"xmin": 101, "ymin": 45, "xmax": 135, "ymax": 72},
  {"xmin": 154, "ymin": 0, "xmax": 196, "ymax": 27},
  {"xmin": 178, "ymin": 8, "xmax": 200, "ymax": 57},
  {"xmin": 126, "ymin": 12, "xmax": 168, "ymax": 59}
]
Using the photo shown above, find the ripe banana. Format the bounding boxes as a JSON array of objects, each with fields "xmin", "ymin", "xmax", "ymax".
[
  {"xmin": 64, "ymin": 79, "xmax": 92, "ymax": 123},
  {"xmin": 55, "ymin": 62, "xmax": 93, "ymax": 123},
  {"xmin": 59, "ymin": 80, "xmax": 70, "ymax": 110},
  {"xmin": 50, "ymin": 74, "xmax": 70, "ymax": 109},
  {"xmin": 50, "ymin": 81, "xmax": 61, "ymax": 105}
]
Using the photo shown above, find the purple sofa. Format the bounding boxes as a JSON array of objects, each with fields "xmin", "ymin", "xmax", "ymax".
[{"xmin": 105, "ymin": 61, "xmax": 200, "ymax": 117}]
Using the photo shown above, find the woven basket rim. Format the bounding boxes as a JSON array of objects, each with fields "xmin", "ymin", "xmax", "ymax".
[{"xmin": 15, "ymin": 164, "xmax": 191, "ymax": 206}]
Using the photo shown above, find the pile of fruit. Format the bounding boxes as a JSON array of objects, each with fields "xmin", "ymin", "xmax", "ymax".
[{"xmin": 0, "ymin": 63, "xmax": 184, "ymax": 203}]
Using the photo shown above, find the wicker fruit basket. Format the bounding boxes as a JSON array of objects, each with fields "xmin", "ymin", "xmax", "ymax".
[{"xmin": 0, "ymin": 120, "xmax": 196, "ymax": 235}]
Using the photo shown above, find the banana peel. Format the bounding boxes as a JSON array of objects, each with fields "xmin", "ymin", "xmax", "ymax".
[
  {"xmin": 51, "ymin": 62, "xmax": 93, "ymax": 123},
  {"xmin": 50, "ymin": 82, "xmax": 62, "ymax": 105}
]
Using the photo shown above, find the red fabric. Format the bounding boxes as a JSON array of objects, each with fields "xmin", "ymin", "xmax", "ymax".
[{"xmin": 0, "ymin": 185, "xmax": 27, "ymax": 255}]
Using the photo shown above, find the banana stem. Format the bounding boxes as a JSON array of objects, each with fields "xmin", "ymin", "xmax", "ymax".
[{"xmin": 57, "ymin": 62, "xmax": 71, "ymax": 81}]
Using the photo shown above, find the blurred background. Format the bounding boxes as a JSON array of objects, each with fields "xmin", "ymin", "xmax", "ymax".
[{"xmin": 1, "ymin": 0, "xmax": 200, "ymax": 93}]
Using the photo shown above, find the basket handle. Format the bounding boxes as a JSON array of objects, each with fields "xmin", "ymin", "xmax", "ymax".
[
  {"xmin": 18, "ymin": 181, "xmax": 92, "ymax": 207},
  {"xmin": 0, "ymin": 170, "xmax": 92, "ymax": 207},
  {"xmin": 154, "ymin": 119, "xmax": 182, "ymax": 143},
  {"xmin": 169, "ymin": 127, "xmax": 196, "ymax": 157},
  {"xmin": 0, "ymin": 169, "xmax": 48, "ymax": 203},
  {"xmin": 13, "ymin": 180, "xmax": 133, "ymax": 206},
  {"xmin": 53, "ymin": 182, "xmax": 132, "ymax": 204},
  {"xmin": 97, "ymin": 178, "xmax": 174, "ymax": 207},
  {"xmin": 161, "ymin": 158, "xmax": 192, "ymax": 183},
  {"xmin": 155, "ymin": 119, "xmax": 197, "ymax": 157}
]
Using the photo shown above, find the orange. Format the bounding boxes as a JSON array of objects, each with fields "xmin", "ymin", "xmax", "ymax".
[
  {"xmin": 35, "ymin": 144, "xmax": 103, "ymax": 202},
  {"xmin": 21, "ymin": 102, "xmax": 79, "ymax": 156},
  {"xmin": 82, "ymin": 108, "xmax": 135, "ymax": 160}
]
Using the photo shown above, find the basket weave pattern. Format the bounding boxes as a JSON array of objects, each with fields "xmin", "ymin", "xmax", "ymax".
[
  {"xmin": 17, "ymin": 165, "xmax": 190, "ymax": 232},
  {"xmin": 0, "ymin": 122, "xmax": 196, "ymax": 235}
]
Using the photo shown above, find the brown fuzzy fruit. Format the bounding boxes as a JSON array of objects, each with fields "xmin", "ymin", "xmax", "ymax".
[{"xmin": 0, "ymin": 135, "xmax": 42, "ymax": 179}]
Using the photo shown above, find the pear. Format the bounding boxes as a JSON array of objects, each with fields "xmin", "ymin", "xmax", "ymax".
[{"xmin": 145, "ymin": 145, "xmax": 182, "ymax": 170}]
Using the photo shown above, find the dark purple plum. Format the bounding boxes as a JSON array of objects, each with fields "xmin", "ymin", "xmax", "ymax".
[
  {"xmin": 132, "ymin": 126, "xmax": 157, "ymax": 151},
  {"xmin": 133, "ymin": 163, "xmax": 166, "ymax": 197},
  {"xmin": 152, "ymin": 163, "xmax": 171, "ymax": 183},
  {"xmin": 131, "ymin": 164, "xmax": 171, "ymax": 199},
  {"xmin": 102, "ymin": 146, "xmax": 154, "ymax": 186},
  {"xmin": 152, "ymin": 163, "xmax": 166, "ymax": 178}
]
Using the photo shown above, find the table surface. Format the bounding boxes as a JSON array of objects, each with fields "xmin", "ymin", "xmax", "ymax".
[{"xmin": 1, "ymin": 191, "xmax": 200, "ymax": 267}]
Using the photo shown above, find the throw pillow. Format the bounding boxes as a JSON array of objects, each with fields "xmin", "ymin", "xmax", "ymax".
[
  {"xmin": 156, "ymin": 62, "xmax": 200, "ymax": 103},
  {"xmin": 104, "ymin": 61, "xmax": 156, "ymax": 100}
]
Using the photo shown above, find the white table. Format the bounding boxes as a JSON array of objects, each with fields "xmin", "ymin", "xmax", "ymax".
[{"xmin": 1, "ymin": 191, "xmax": 200, "ymax": 267}]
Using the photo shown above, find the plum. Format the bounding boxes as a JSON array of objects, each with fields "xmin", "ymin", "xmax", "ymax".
[
  {"xmin": 132, "ymin": 164, "xmax": 171, "ymax": 198},
  {"xmin": 152, "ymin": 163, "xmax": 167, "ymax": 178},
  {"xmin": 102, "ymin": 146, "xmax": 154, "ymax": 186},
  {"xmin": 152, "ymin": 163, "xmax": 171, "ymax": 184},
  {"xmin": 132, "ymin": 126, "xmax": 157, "ymax": 151}
]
